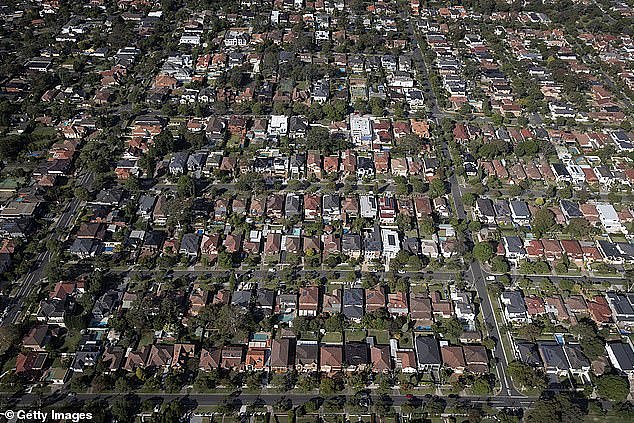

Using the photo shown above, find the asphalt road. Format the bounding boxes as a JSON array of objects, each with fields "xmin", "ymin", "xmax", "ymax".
[
  {"xmin": 1, "ymin": 172, "xmax": 92, "ymax": 327},
  {"xmin": 1, "ymin": 391, "xmax": 538, "ymax": 411}
]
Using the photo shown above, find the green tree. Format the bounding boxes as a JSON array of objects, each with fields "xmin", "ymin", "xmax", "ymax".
[
  {"xmin": 526, "ymin": 394, "xmax": 584, "ymax": 423},
  {"xmin": 531, "ymin": 208, "xmax": 557, "ymax": 237},
  {"xmin": 595, "ymin": 374, "xmax": 630, "ymax": 401},
  {"xmin": 429, "ymin": 178, "xmax": 447, "ymax": 199},
  {"xmin": 473, "ymin": 242, "xmax": 494, "ymax": 263}
]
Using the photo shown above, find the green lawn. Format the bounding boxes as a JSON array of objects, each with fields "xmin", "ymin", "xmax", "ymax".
[
  {"xmin": 367, "ymin": 329, "xmax": 390, "ymax": 345},
  {"xmin": 321, "ymin": 332, "xmax": 343, "ymax": 344},
  {"xmin": 345, "ymin": 329, "xmax": 367, "ymax": 342}
]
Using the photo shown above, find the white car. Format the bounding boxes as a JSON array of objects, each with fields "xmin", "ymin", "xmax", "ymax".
[{"xmin": 485, "ymin": 275, "xmax": 496, "ymax": 281}]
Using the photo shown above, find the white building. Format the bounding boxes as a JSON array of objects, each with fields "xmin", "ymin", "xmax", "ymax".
[
  {"xmin": 350, "ymin": 115, "xmax": 372, "ymax": 143},
  {"xmin": 269, "ymin": 115, "xmax": 288, "ymax": 136},
  {"xmin": 381, "ymin": 228, "xmax": 401, "ymax": 260},
  {"xmin": 359, "ymin": 195, "xmax": 378, "ymax": 218},
  {"xmin": 596, "ymin": 203, "xmax": 626, "ymax": 234}
]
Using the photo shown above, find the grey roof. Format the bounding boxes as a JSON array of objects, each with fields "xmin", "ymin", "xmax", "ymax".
[
  {"xmin": 92, "ymin": 188, "xmax": 124, "ymax": 206},
  {"xmin": 285, "ymin": 194, "xmax": 301, "ymax": 216},
  {"xmin": 538, "ymin": 342, "xmax": 569, "ymax": 370},
  {"xmin": 231, "ymin": 290, "xmax": 252, "ymax": 308},
  {"xmin": 509, "ymin": 200, "xmax": 530, "ymax": 218},
  {"xmin": 138, "ymin": 195, "xmax": 156, "ymax": 214},
  {"xmin": 342, "ymin": 233, "xmax": 361, "ymax": 252},
  {"xmin": 501, "ymin": 291, "xmax": 527, "ymax": 314},
  {"xmin": 564, "ymin": 344, "xmax": 589, "ymax": 369},
  {"xmin": 504, "ymin": 236, "xmax": 526, "ymax": 254},
  {"xmin": 606, "ymin": 292, "xmax": 634, "ymax": 319},
  {"xmin": 179, "ymin": 233, "xmax": 201, "ymax": 255},
  {"xmin": 289, "ymin": 116, "xmax": 308, "ymax": 133},
  {"xmin": 560, "ymin": 200, "xmax": 583, "ymax": 218},
  {"xmin": 415, "ymin": 335, "xmax": 441, "ymax": 365},
  {"xmin": 323, "ymin": 193, "xmax": 340, "ymax": 211},
  {"xmin": 343, "ymin": 288, "xmax": 364, "ymax": 320},
  {"xmin": 516, "ymin": 342, "xmax": 542, "ymax": 367},
  {"xmin": 476, "ymin": 198, "xmax": 495, "ymax": 217},
  {"xmin": 256, "ymin": 289, "xmax": 275, "ymax": 309},
  {"xmin": 70, "ymin": 238, "xmax": 100, "ymax": 256},
  {"xmin": 364, "ymin": 225, "xmax": 382, "ymax": 252},
  {"xmin": 345, "ymin": 342, "xmax": 369, "ymax": 366},
  {"xmin": 494, "ymin": 200, "xmax": 511, "ymax": 216},
  {"xmin": 92, "ymin": 289, "xmax": 121, "ymax": 320},
  {"xmin": 551, "ymin": 163, "xmax": 570, "ymax": 178},
  {"xmin": 608, "ymin": 342, "xmax": 634, "ymax": 371}
]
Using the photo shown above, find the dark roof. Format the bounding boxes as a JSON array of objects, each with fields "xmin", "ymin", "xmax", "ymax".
[
  {"xmin": 345, "ymin": 342, "xmax": 369, "ymax": 366},
  {"xmin": 608, "ymin": 342, "xmax": 634, "ymax": 371},
  {"xmin": 415, "ymin": 335, "xmax": 441, "ymax": 365}
]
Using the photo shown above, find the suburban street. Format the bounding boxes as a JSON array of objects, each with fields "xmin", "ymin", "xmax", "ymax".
[
  {"xmin": 0, "ymin": 172, "xmax": 92, "ymax": 327},
  {"xmin": 0, "ymin": 390, "xmax": 538, "ymax": 412}
]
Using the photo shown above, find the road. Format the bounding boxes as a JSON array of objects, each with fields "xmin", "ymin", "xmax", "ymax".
[
  {"xmin": 1, "ymin": 391, "xmax": 537, "ymax": 412},
  {"xmin": 1, "ymin": 172, "xmax": 92, "ymax": 327},
  {"xmin": 406, "ymin": 12, "xmax": 519, "ymax": 397}
]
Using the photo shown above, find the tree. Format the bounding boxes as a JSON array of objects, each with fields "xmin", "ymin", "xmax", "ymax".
[
  {"xmin": 111, "ymin": 394, "xmax": 140, "ymax": 423},
  {"xmin": 570, "ymin": 318, "xmax": 605, "ymax": 359},
  {"xmin": 526, "ymin": 394, "xmax": 584, "ymax": 423},
  {"xmin": 473, "ymin": 242, "xmax": 494, "ymax": 263},
  {"xmin": 507, "ymin": 361, "xmax": 546, "ymax": 392},
  {"xmin": 471, "ymin": 376, "xmax": 492, "ymax": 395},
  {"xmin": 595, "ymin": 374, "xmax": 630, "ymax": 401},
  {"xmin": 566, "ymin": 218, "xmax": 593, "ymax": 238},
  {"xmin": 0, "ymin": 325, "xmax": 20, "ymax": 356},
  {"xmin": 531, "ymin": 208, "xmax": 557, "ymax": 237},
  {"xmin": 177, "ymin": 175, "xmax": 194, "ymax": 197},
  {"xmin": 429, "ymin": 178, "xmax": 447, "ymax": 199},
  {"xmin": 320, "ymin": 376, "xmax": 343, "ymax": 395},
  {"xmin": 462, "ymin": 192, "xmax": 476, "ymax": 207}
]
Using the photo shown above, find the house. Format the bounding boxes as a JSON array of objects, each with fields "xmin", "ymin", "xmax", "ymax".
[
  {"xmin": 320, "ymin": 345, "xmax": 344, "ymax": 374},
  {"xmin": 378, "ymin": 196, "xmax": 397, "ymax": 223},
  {"xmin": 221, "ymin": 346, "xmax": 244, "ymax": 370},
  {"xmin": 245, "ymin": 347, "xmax": 267, "ymax": 371},
  {"xmin": 502, "ymin": 236, "xmax": 526, "ymax": 264},
  {"xmin": 295, "ymin": 343, "xmax": 318, "ymax": 372},
  {"xmin": 410, "ymin": 295, "xmax": 433, "ymax": 330},
  {"xmin": 360, "ymin": 195, "xmax": 378, "ymax": 218},
  {"xmin": 415, "ymin": 335, "xmax": 442, "ymax": 372},
  {"xmin": 596, "ymin": 203, "xmax": 625, "ymax": 233},
  {"xmin": 509, "ymin": 200, "xmax": 531, "ymax": 226},
  {"xmin": 463, "ymin": 345, "xmax": 488, "ymax": 373},
  {"xmin": 169, "ymin": 152, "xmax": 189, "ymax": 175},
  {"xmin": 345, "ymin": 342, "xmax": 369, "ymax": 372},
  {"xmin": 91, "ymin": 289, "xmax": 121, "ymax": 326},
  {"xmin": 381, "ymin": 228, "xmax": 401, "ymax": 260},
  {"xmin": 298, "ymin": 286, "xmax": 320, "ymax": 316},
  {"xmin": 538, "ymin": 342, "xmax": 569, "ymax": 375},
  {"xmin": 475, "ymin": 198, "xmax": 496, "ymax": 224},
  {"xmin": 500, "ymin": 291, "xmax": 529, "ymax": 323},
  {"xmin": 276, "ymin": 293, "xmax": 298, "ymax": 322},
  {"xmin": 343, "ymin": 288, "xmax": 365, "ymax": 322},
  {"xmin": 322, "ymin": 194, "xmax": 341, "ymax": 221},
  {"xmin": 365, "ymin": 286, "xmax": 386, "ymax": 313},
  {"xmin": 606, "ymin": 292, "xmax": 634, "ymax": 327},
  {"xmin": 388, "ymin": 291, "xmax": 409, "ymax": 316},
  {"xmin": 23, "ymin": 325, "xmax": 50, "ymax": 351},
  {"xmin": 199, "ymin": 348, "xmax": 221, "ymax": 371},
  {"xmin": 270, "ymin": 338, "xmax": 293, "ymax": 372},
  {"xmin": 255, "ymin": 288, "xmax": 275, "ymax": 317},
  {"xmin": 441, "ymin": 345, "xmax": 466, "ymax": 374},
  {"xmin": 179, "ymin": 233, "xmax": 201, "ymax": 258},
  {"xmin": 269, "ymin": 115, "xmax": 288, "ymax": 136},
  {"xmin": 370, "ymin": 345, "xmax": 391, "ymax": 373},
  {"xmin": 606, "ymin": 341, "xmax": 634, "ymax": 376}
]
